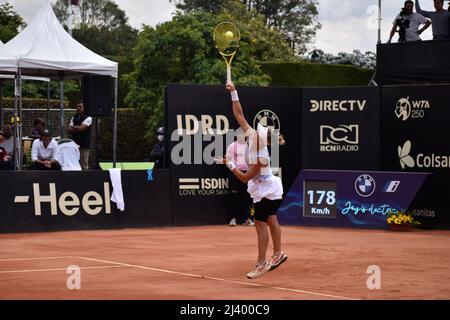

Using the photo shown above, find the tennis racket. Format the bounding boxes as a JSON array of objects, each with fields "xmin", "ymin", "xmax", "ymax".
[{"xmin": 213, "ymin": 21, "xmax": 240, "ymax": 82}]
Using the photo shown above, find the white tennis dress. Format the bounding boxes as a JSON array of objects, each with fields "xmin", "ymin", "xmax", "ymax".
[{"xmin": 245, "ymin": 124, "xmax": 283, "ymax": 203}]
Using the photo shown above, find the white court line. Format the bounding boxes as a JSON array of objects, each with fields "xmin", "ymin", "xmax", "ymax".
[
  {"xmin": 0, "ymin": 256, "xmax": 75, "ymax": 262},
  {"xmin": 0, "ymin": 265, "xmax": 126, "ymax": 274},
  {"xmin": 77, "ymin": 256, "xmax": 358, "ymax": 300}
]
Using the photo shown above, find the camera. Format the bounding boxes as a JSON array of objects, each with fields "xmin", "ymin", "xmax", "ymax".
[{"xmin": 395, "ymin": 8, "xmax": 410, "ymax": 42}]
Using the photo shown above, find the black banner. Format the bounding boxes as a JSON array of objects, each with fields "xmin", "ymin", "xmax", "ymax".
[
  {"xmin": 166, "ymin": 84, "xmax": 302, "ymax": 225},
  {"xmin": 301, "ymin": 87, "xmax": 380, "ymax": 170},
  {"xmin": 381, "ymin": 85, "xmax": 450, "ymax": 173},
  {"xmin": 380, "ymin": 85, "xmax": 450, "ymax": 229},
  {"xmin": 375, "ymin": 40, "xmax": 450, "ymax": 85},
  {"xmin": 0, "ymin": 170, "xmax": 172, "ymax": 233}
]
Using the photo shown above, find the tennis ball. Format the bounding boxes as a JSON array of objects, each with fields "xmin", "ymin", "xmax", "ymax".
[{"xmin": 225, "ymin": 31, "xmax": 234, "ymax": 40}]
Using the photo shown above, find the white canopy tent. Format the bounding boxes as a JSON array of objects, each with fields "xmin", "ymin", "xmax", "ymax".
[{"xmin": 0, "ymin": 0, "xmax": 119, "ymax": 169}]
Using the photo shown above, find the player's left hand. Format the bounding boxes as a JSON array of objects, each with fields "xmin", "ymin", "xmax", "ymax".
[{"xmin": 214, "ymin": 157, "xmax": 227, "ymax": 165}]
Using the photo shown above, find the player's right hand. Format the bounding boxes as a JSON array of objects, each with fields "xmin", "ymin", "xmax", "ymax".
[{"xmin": 226, "ymin": 80, "xmax": 235, "ymax": 92}]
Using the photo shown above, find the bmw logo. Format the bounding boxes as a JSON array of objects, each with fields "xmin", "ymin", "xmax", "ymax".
[
  {"xmin": 253, "ymin": 109, "xmax": 280, "ymax": 131},
  {"xmin": 354, "ymin": 174, "xmax": 376, "ymax": 197}
]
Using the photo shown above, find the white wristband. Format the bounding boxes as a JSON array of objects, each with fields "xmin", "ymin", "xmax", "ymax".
[
  {"xmin": 226, "ymin": 160, "xmax": 237, "ymax": 171},
  {"xmin": 230, "ymin": 90, "xmax": 239, "ymax": 102}
]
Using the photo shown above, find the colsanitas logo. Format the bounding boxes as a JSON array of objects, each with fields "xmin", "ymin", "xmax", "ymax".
[
  {"xmin": 398, "ymin": 140, "xmax": 450, "ymax": 169},
  {"xmin": 178, "ymin": 178, "xmax": 229, "ymax": 196},
  {"xmin": 410, "ymin": 208, "xmax": 436, "ymax": 218},
  {"xmin": 394, "ymin": 97, "xmax": 431, "ymax": 122},
  {"xmin": 310, "ymin": 100, "xmax": 366, "ymax": 112},
  {"xmin": 320, "ymin": 124, "xmax": 359, "ymax": 152}
]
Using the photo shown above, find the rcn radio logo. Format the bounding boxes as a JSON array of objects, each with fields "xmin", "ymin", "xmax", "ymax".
[
  {"xmin": 398, "ymin": 140, "xmax": 450, "ymax": 169},
  {"xmin": 320, "ymin": 124, "xmax": 359, "ymax": 152},
  {"xmin": 394, "ymin": 97, "xmax": 431, "ymax": 121}
]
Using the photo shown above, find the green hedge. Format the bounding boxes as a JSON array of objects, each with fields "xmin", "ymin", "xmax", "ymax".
[
  {"xmin": 260, "ymin": 62, "xmax": 374, "ymax": 87},
  {"xmin": 0, "ymin": 97, "xmax": 66, "ymax": 109},
  {"xmin": 98, "ymin": 108, "xmax": 153, "ymax": 161}
]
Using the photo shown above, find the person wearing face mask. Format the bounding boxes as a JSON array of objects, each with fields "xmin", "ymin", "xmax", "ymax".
[
  {"xmin": 226, "ymin": 128, "xmax": 254, "ymax": 227},
  {"xmin": 149, "ymin": 127, "xmax": 165, "ymax": 169}
]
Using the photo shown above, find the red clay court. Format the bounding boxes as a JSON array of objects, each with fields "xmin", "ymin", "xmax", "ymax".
[{"xmin": 1, "ymin": 225, "xmax": 450, "ymax": 300}]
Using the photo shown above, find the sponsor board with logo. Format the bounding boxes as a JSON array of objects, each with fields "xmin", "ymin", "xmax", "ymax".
[
  {"xmin": 0, "ymin": 170, "xmax": 173, "ymax": 233},
  {"xmin": 166, "ymin": 84, "xmax": 302, "ymax": 225},
  {"xmin": 380, "ymin": 85, "xmax": 450, "ymax": 229},
  {"xmin": 278, "ymin": 169, "xmax": 428, "ymax": 229},
  {"xmin": 302, "ymin": 87, "xmax": 380, "ymax": 170},
  {"xmin": 381, "ymin": 85, "xmax": 450, "ymax": 173}
]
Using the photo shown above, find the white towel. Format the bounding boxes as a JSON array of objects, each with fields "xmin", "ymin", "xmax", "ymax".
[{"xmin": 108, "ymin": 168, "xmax": 125, "ymax": 211}]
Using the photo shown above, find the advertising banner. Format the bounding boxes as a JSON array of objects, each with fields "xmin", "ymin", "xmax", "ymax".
[
  {"xmin": 381, "ymin": 84, "xmax": 450, "ymax": 229},
  {"xmin": 0, "ymin": 170, "xmax": 173, "ymax": 233},
  {"xmin": 166, "ymin": 84, "xmax": 302, "ymax": 224},
  {"xmin": 302, "ymin": 87, "xmax": 380, "ymax": 170},
  {"xmin": 278, "ymin": 169, "xmax": 428, "ymax": 229}
]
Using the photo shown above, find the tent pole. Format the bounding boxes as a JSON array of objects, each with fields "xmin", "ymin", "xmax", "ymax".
[
  {"xmin": 377, "ymin": 0, "xmax": 382, "ymax": 44},
  {"xmin": 13, "ymin": 76, "xmax": 18, "ymax": 170},
  {"xmin": 47, "ymin": 81, "xmax": 51, "ymax": 128},
  {"xmin": 113, "ymin": 76, "xmax": 118, "ymax": 168},
  {"xmin": 18, "ymin": 68, "xmax": 23, "ymax": 169},
  {"xmin": 60, "ymin": 79, "xmax": 65, "ymax": 138},
  {"xmin": 0, "ymin": 81, "xmax": 3, "ymax": 129},
  {"xmin": 67, "ymin": 0, "xmax": 73, "ymax": 37}
]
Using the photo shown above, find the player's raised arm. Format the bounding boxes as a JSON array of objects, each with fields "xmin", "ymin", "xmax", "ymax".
[{"xmin": 226, "ymin": 81, "xmax": 251, "ymax": 132}]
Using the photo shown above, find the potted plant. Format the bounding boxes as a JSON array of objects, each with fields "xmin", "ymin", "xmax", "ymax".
[{"xmin": 386, "ymin": 210, "xmax": 421, "ymax": 231}]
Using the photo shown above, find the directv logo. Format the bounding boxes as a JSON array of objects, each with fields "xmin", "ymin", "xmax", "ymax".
[{"xmin": 383, "ymin": 181, "xmax": 400, "ymax": 193}]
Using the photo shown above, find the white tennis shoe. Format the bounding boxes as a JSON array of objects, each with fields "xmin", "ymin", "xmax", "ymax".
[{"xmin": 246, "ymin": 261, "xmax": 271, "ymax": 279}]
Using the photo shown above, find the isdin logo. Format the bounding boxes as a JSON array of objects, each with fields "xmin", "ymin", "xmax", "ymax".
[{"xmin": 398, "ymin": 140, "xmax": 415, "ymax": 169}]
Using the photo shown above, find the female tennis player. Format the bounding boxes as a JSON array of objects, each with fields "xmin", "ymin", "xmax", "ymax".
[{"xmin": 217, "ymin": 80, "xmax": 288, "ymax": 279}]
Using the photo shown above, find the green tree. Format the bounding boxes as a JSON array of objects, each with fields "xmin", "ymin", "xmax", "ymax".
[
  {"xmin": 126, "ymin": 9, "xmax": 289, "ymax": 137},
  {"xmin": 0, "ymin": 3, "xmax": 26, "ymax": 43},
  {"xmin": 171, "ymin": 0, "xmax": 321, "ymax": 55},
  {"xmin": 53, "ymin": 0, "xmax": 127, "ymax": 28},
  {"xmin": 52, "ymin": 0, "xmax": 138, "ymax": 57}
]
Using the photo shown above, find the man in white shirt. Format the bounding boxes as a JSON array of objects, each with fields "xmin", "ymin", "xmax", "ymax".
[
  {"xmin": 31, "ymin": 129, "xmax": 61, "ymax": 170},
  {"xmin": 68, "ymin": 102, "xmax": 92, "ymax": 170},
  {"xmin": 388, "ymin": 0, "xmax": 431, "ymax": 42}
]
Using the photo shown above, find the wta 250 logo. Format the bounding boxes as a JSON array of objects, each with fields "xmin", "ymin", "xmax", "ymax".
[{"xmin": 395, "ymin": 97, "xmax": 431, "ymax": 122}]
